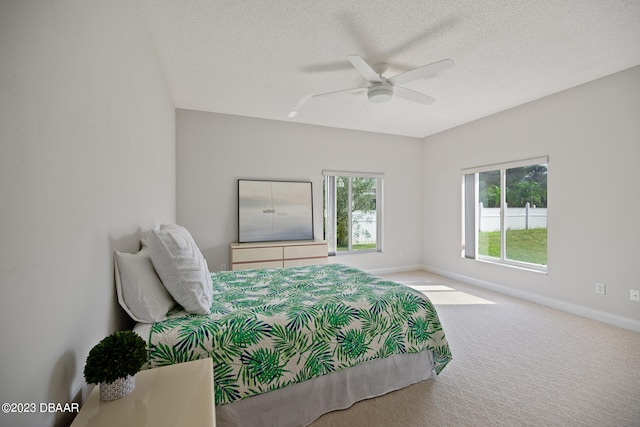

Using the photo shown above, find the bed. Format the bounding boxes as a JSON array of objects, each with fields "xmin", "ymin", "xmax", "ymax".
[
  {"xmin": 132, "ymin": 263, "xmax": 452, "ymax": 427},
  {"xmin": 116, "ymin": 224, "xmax": 450, "ymax": 426}
]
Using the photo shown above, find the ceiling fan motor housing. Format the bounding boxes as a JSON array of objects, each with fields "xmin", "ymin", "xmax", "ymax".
[{"xmin": 368, "ymin": 84, "xmax": 393, "ymax": 103}]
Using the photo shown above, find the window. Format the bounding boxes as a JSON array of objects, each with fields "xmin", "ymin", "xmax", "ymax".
[
  {"xmin": 462, "ymin": 157, "xmax": 548, "ymax": 271},
  {"xmin": 323, "ymin": 170, "xmax": 383, "ymax": 254}
]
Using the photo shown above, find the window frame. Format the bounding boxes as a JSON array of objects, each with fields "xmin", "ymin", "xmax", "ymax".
[
  {"xmin": 323, "ymin": 170, "xmax": 384, "ymax": 255},
  {"xmin": 461, "ymin": 157, "xmax": 548, "ymax": 273}
]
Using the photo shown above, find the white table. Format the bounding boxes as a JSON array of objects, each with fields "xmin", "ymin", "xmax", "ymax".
[{"xmin": 71, "ymin": 358, "xmax": 215, "ymax": 427}]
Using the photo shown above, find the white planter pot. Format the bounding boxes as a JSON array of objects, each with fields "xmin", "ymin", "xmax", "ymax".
[{"xmin": 100, "ymin": 375, "xmax": 135, "ymax": 401}]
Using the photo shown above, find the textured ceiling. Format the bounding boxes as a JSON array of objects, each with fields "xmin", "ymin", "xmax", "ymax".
[{"xmin": 136, "ymin": 0, "xmax": 640, "ymax": 138}]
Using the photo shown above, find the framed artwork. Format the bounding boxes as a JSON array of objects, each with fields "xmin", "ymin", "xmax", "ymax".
[{"xmin": 238, "ymin": 179, "xmax": 314, "ymax": 243}]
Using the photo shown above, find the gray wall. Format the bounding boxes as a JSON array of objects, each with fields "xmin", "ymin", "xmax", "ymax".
[
  {"xmin": 421, "ymin": 66, "xmax": 640, "ymax": 329},
  {"xmin": 176, "ymin": 110, "xmax": 424, "ymax": 273},
  {"xmin": 0, "ymin": 2, "xmax": 175, "ymax": 426}
]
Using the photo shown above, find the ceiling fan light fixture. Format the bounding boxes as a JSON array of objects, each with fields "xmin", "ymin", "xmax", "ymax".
[
  {"xmin": 312, "ymin": 55, "xmax": 453, "ymax": 108},
  {"xmin": 368, "ymin": 85, "xmax": 393, "ymax": 103}
]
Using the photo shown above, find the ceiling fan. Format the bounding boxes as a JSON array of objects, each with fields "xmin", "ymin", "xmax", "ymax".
[{"xmin": 313, "ymin": 54, "xmax": 454, "ymax": 107}]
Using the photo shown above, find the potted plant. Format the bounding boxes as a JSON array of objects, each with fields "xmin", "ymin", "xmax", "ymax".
[{"xmin": 83, "ymin": 330, "xmax": 147, "ymax": 401}]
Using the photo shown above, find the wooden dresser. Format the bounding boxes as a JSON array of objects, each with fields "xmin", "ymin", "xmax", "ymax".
[{"xmin": 230, "ymin": 240, "xmax": 328, "ymax": 271}]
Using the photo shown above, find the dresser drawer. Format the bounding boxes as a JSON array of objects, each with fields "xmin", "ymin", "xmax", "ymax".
[
  {"xmin": 232, "ymin": 246, "xmax": 283, "ymax": 263},
  {"xmin": 283, "ymin": 244, "xmax": 328, "ymax": 260},
  {"xmin": 233, "ymin": 260, "xmax": 283, "ymax": 271}
]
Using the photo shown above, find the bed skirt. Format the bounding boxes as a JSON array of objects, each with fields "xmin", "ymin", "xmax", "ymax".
[{"xmin": 216, "ymin": 350, "xmax": 436, "ymax": 427}]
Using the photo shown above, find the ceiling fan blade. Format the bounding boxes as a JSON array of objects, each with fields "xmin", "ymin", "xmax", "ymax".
[
  {"xmin": 393, "ymin": 87, "xmax": 436, "ymax": 105},
  {"xmin": 312, "ymin": 87, "xmax": 367, "ymax": 98},
  {"xmin": 388, "ymin": 59, "xmax": 454, "ymax": 86},
  {"xmin": 347, "ymin": 54, "xmax": 383, "ymax": 83},
  {"xmin": 359, "ymin": 98, "xmax": 372, "ymax": 114}
]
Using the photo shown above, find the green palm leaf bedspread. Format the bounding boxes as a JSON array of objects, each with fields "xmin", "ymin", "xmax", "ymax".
[{"xmin": 146, "ymin": 264, "xmax": 452, "ymax": 406}]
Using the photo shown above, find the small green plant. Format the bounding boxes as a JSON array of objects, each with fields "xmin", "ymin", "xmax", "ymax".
[{"xmin": 84, "ymin": 330, "xmax": 147, "ymax": 384}]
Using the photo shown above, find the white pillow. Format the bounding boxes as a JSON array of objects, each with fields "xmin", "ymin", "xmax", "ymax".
[
  {"xmin": 114, "ymin": 249, "xmax": 175, "ymax": 323},
  {"xmin": 145, "ymin": 224, "xmax": 212, "ymax": 315}
]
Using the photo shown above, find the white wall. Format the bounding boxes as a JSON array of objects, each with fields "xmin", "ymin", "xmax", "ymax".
[
  {"xmin": 176, "ymin": 110, "xmax": 423, "ymax": 273},
  {"xmin": 422, "ymin": 66, "xmax": 640, "ymax": 329},
  {"xmin": 0, "ymin": 2, "xmax": 175, "ymax": 426}
]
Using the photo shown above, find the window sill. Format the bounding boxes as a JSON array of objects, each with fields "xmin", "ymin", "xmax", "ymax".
[
  {"xmin": 472, "ymin": 257, "xmax": 548, "ymax": 274},
  {"xmin": 331, "ymin": 249, "xmax": 382, "ymax": 256}
]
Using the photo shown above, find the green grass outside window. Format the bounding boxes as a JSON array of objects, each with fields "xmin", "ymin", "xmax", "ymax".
[{"xmin": 478, "ymin": 228, "xmax": 547, "ymax": 265}]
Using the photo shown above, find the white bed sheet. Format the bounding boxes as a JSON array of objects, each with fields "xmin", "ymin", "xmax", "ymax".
[{"xmin": 133, "ymin": 322, "xmax": 151, "ymax": 341}]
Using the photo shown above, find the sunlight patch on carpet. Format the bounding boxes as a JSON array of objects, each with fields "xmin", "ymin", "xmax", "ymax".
[{"xmin": 400, "ymin": 282, "xmax": 497, "ymax": 305}]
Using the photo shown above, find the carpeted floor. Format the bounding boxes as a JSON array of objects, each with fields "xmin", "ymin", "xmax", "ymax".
[{"xmin": 310, "ymin": 270, "xmax": 640, "ymax": 427}]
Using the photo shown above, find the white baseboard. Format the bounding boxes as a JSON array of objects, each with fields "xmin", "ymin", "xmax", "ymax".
[
  {"xmin": 366, "ymin": 265, "xmax": 425, "ymax": 276},
  {"xmin": 422, "ymin": 264, "xmax": 640, "ymax": 334}
]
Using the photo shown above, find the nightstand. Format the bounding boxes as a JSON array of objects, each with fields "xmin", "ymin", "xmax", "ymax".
[{"xmin": 71, "ymin": 358, "xmax": 215, "ymax": 427}]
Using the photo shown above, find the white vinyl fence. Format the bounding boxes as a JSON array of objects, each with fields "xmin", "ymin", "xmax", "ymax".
[
  {"xmin": 479, "ymin": 202, "xmax": 547, "ymax": 232},
  {"xmin": 352, "ymin": 211, "xmax": 377, "ymax": 244}
]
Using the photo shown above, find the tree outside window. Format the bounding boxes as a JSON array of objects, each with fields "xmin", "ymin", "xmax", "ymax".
[{"xmin": 324, "ymin": 172, "xmax": 382, "ymax": 254}]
